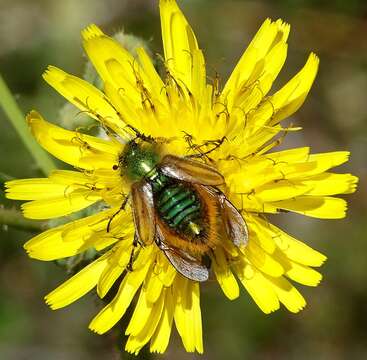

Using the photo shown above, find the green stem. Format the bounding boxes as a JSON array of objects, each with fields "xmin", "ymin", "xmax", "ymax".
[
  {"xmin": 0, "ymin": 74, "xmax": 57, "ymax": 176},
  {"xmin": 0, "ymin": 208, "xmax": 47, "ymax": 232}
]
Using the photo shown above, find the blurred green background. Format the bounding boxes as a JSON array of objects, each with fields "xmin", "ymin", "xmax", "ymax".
[{"xmin": 0, "ymin": 0, "xmax": 366, "ymax": 359}]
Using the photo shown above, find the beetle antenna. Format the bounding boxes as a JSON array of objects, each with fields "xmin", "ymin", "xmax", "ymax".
[
  {"xmin": 185, "ymin": 135, "xmax": 227, "ymax": 161},
  {"xmin": 123, "ymin": 124, "xmax": 156, "ymax": 144}
]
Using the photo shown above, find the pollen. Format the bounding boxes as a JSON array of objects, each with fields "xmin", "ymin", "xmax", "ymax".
[{"xmin": 189, "ymin": 221, "xmax": 201, "ymax": 235}]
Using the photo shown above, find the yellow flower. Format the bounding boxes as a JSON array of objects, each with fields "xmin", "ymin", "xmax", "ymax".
[{"xmin": 5, "ymin": 0, "xmax": 357, "ymax": 355}]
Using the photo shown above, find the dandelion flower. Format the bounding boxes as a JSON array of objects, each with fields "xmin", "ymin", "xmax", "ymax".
[{"xmin": 6, "ymin": 0, "xmax": 358, "ymax": 354}]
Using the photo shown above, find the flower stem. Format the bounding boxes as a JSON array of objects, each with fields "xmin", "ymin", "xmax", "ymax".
[
  {"xmin": 0, "ymin": 208, "xmax": 47, "ymax": 232},
  {"xmin": 0, "ymin": 74, "xmax": 57, "ymax": 176}
]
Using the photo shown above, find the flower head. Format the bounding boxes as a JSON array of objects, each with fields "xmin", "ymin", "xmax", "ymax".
[{"xmin": 5, "ymin": 0, "xmax": 357, "ymax": 355}]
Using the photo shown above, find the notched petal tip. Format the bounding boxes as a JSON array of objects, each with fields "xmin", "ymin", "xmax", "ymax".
[
  {"xmin": 42, "ymin": 65, "xmax": 65, "ymax": 85},
  {"xmin": 309, "ymin": 51, "xmax": 320, "ymax": 63},
  {"xmin": 44, "ymin": 295, "xmax": 57, "ymax": 310},
  {"xmin": 26, "ymin": 109, "xmax": 41, "ymax": 126},
  {"xmin": 306, "ymin": 52, "xmax": 320, "ymax": 76},
  {"xmin": 3, "ymin": 179, "xmax": 17, "ymax": 198},
  {"xmin": 312, "ymin": 273, "xmax": 323, "ymax": 287},
  {"xmin": 259, "ymin": 17, "xmax": 290, "ymax": 42},
  {"xmin": 88, "ymin": 323, "xmax": 103, "ymax": 334},
  {"xmin": 82, "ymin": 23, "xmax": 104, "ymax": 41},
  {"xmin": 275, "ymin": 18, "xmax": 290, "ymax": 28},
  {"xmin": 317, "ymin": 254, "xmax": 327, "ymax": 267},
  {"xmin": 305, "ymin": 52, "xmax": 320, "ymax": 78},
  {"xmin": 290, "ymin": 302, "xmax": 306, "ymax": 313},
  {"xmin": 274, "ymin": 18, "xmax": 291, "ymax": 40},
  {"xmin": 20, "ymin": 203, "xmax": 32, "ymax": 219},
  {"xmin": 26, "ymin": 109, "xmax": 40, "ymax": 120},
  {"xmin": 349, "ymin": 175, "xmax": 359, "ymax": 193},
  {"xmin": 23, "ymin": 244, "xmax": 32, "ymax": 254},
  {"xmin": 26, "ymin": 110, "xmax": 44, "ymax": 137}
]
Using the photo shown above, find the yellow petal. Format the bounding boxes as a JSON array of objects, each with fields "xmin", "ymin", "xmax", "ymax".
[
  {"xmin": 269, "ymin": 52, "xmax": 319, "ymax": 124},
  {"xmin": 21, "ymin": 188, "xmax": 101, "ymax": 219},
  {"xmin": 125, "ymin": 289, "xmax": 165, "ymax": 355},
  {"xmin": 82, "ymin": 24, "xmax": 140, "ymax": 103},
  {"xmin": 150, "ymin": 288, "xmax": 174, "ymax": 353},
  {"xmin": 266, "ymin": 146, "xmax": 310, "ymax": 164},
  {"xmin": 27, "ymin": 111, "xmax": 120, "ymax": 169},
  {"xmin": 157, "ymin": 260, "xmax": 177, "ymax": 288},
  {"xmin": 287, "ymin": 151, "xmax": 351, "ymax": 179},
  {"xmin": 49, "ymin": 169, "xmax": 119, "ymax": 190},
  {"xmin": 144, "ymin": 265, "xmax": 165, "ymax": 304},
  {"xmin": 45, "ymin": 253, "xmax": 109, "ymax": 309},
  {"xmin": 269, "ymin": 223, "xmax": 326, "ymax": 267},
  {"xmin": 302, "ymin": 173, "xmax": 358, "ymax": 195},
  {"xmin": 190, "ymin": 48, "xmax": 206, "ymax": 101},
  {"xmin": 24, "ymin": 207, "xmax": 124, "ymax": 260},
  {"xmin": 126, "ymin": 283, "xmax": 166, "ymax": 344},
  {"xmin": 254, "ymin": 180, "xmax": 311, "ymax": 202},
  {"xmin": 81, "ymin": 23, "xmax": 103, "ymax": 40},
  {"xmin": 5, "ymin": 170, "xmax": 107, "ymax": 205},
  {"xmin": 97, "ymin": 241, "xmax": 133, "ymax": 298},
  {"xmin": 62, "ymin": 206, "xmax": 132, "ymax": 242},
  {"xmin": 24, "ymin": 226, "xmax": 87, "ymax": 261},
  {"xmin": 264, "ymin": 275, "xmax": 306, "ymax": 313},
  {"xmin": 173, "ymin": 277, "xmax": 203, "ymax": 353},
  {"xmin": 244, "ymin": 240, "xmax": 285, "ymax": 277},
  {"xmin": 190, "ymin": 281, "xmax": 204, "ymax": 354},
  {"xmin": 89, "ymin": 247, "xmax": 155, "ymax": 334},
  {"xmin": 103, "ymin": 81, "xmax": 154, "ymax": 135},
  {"xmin": 224, "ymin": 148, "xmax": 313, "ymax": 194},
  {"xmin": 5, "ymin": 168, "xmax": 119, "ymax": 220},
  {"xmin": 212, "ymin": 247, "xmax": 240, "ymax": 300},
  {"xmin": 246, "ymin": 214, "xmax": 276, "ymax": 254},
  {"xmin": 225, "ymin": 52, "xmax": 318, "ymax": 151},
  {"xmin": 149, "ymin": 252, "xmax": 177, "ymax": 289},
  {"xmin": 159, "ymin": 0, "xmax": 205, "ymax": 97},
  {"xmin": 238, "ymin": 41, "xmax": 288, "ymax": 131},
  {"xmin": 286, "ymin": 261, "xmax": 322, "ymax": 286},
  {"xmin": 43, "ymin": 66, "xmax": 126, "ymax": 135},
  {"xmin": 83, "ymin": 34, "xmax": 167, "ymax": 116},
  {"xmin": 136, "ymin": 47, "xmax": 166, "ymax": 100},
  {"xmin": 271, "ymin": 196, "xmax": 347, "ymax": 219},
  {"xmin": 222, "ymin": 18, "xmax": 290, "ymax": 110},
  {"xmin": 126, "ymin": 288, "xmax": 154, "ymax": 337},
  {"xmin": 234, "ymin": 260, "xmax": 280, "ymax": 314},
  {"xmin": 5, "ymin": 178, "xmax": 68, "ymax": 200}
]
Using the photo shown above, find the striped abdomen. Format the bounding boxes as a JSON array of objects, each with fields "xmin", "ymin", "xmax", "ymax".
[{"xmin": 155, "ymin": 182, "xmax": 202, "ymax": 237}]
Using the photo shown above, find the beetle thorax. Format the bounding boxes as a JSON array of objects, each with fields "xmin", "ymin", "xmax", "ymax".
[{"xmin": 119, "ymin": 140, "xmax": 161, "ymax": 182}]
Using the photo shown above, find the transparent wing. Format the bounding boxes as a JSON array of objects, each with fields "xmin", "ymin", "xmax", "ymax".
[
  {"xmin": 218, "ymin": 190, "xmax": 248, "ymax": 247},
  {"xmin": 223, "ymin": 199, "xmax": 249, "ymax": 247},
  {"xmin": 156, "ymin": 224, "xmax": 209, "ymax": 282},
  {"xmin": 131, "ymin": 180, "xmax": 155, "ymax": 245},
  {"xmin": 160, "ymin": 155, "xmax": 224, "ymax": 185}
]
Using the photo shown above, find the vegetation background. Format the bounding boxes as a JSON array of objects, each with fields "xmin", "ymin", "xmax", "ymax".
[{"xmin": 0, "ymin": 0, "xmax": 366, "ymax": 359}]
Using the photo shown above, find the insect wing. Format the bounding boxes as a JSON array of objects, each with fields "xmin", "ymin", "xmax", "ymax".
[
  {"xmin": 220, "ymin": 195, "xmax": 248, "ymax": 247},
  {"xmin": 131, "ymin": 180, "xmax": 155, "ymax": 245},
  {"xmin": 160, "ymin": 155, "xmax": 224, "ymax": 185},
  {"xmin": 156, "ymin": 225, "xmax": 209, "ymax": 282},
  {"xmin": 164, "ymin": 247, "xmax": 209, "ymax": 282}
]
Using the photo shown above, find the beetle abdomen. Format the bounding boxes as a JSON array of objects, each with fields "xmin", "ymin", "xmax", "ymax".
[{"xmin": 156, "ymin": 183, "xmax": 202, "ymax": 236}]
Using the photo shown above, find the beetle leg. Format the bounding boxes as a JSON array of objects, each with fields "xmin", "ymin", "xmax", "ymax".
[
  {"xmin": 107, "ymin": 194, "xmax": 130, "ymax": 233},
  {"xmin": 127, "ymin": 233, "xmax": 139, "ymax": 272}
]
